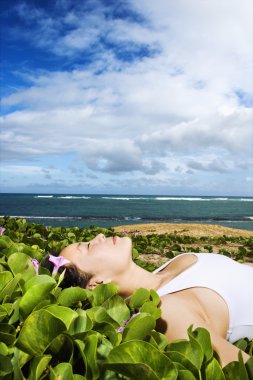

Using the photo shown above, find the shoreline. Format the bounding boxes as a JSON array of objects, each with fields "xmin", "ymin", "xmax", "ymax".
[{"xmin": 113, "ymin": 222, "xmax": 253, "ymax": 237}]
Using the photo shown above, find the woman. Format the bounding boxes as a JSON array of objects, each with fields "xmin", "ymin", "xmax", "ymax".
[{"xmin": 44, "ymin": 233, "xmax": 253, "ymax": 367}]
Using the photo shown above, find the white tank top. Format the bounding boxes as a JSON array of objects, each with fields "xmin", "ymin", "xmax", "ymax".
[{"xmin": 154, "ymin": 253, "xmax": 253, "ymax": 343}]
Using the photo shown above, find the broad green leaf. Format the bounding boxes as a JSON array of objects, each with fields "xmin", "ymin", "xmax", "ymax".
[
  {"xmin": 189, "ymin": 327, "xmax": 213, "ymax": 362},
  {"xmin": 187, "ymin": 325, "xmax": 204, "ymax": 369},
  {"xmin": 122, "ymin": 313, "xmax": 156, "ymax": 342},
  {"xmin": 129, "ymin": 288, "xmax": 150, "ymax": 309},
  {"xmin": 246, "ymin": 356, "xmax": 253, "ymax": 380},
  {"xmin": 150, "ymin": 289, "xmax": 160, "ymax": 306},
  {"xmin": 0, "ymin": 271, "xmax": 13, "ymax": 288},
  {"xmin": 8, "ymin": 252, "xmax": 36, "ymax": 281},
  {"xmin": 102, "ymin": 294, "xmax": 130, "ymax": 325},
  {"xmin": 92, "ymin": 283, "xmax": 119, "ymax": 307},
  {"xmin": 45, "ymin": 305, "xmax": 78, "ymax": 330},
  {"xmin": 57, "ymin": 286, "xmax": 91, "ymax": 307},
  {"xmin": 47, "ymin": 334, "xmax": 74, "ymax": 363},
  {"xmin": 204, "ymin": 357, "xmax": 225, "ymax": 380},
  {"xmin": 105, "ymin": 340, "xmax": 177, "ymax": 380},
  {"xmin": 177, "ymin": 369, "xmax": 197, "ymax": 380},
  {"xmin": 17, "ymin": 309, "xmax": 66, "ymax": 356},
  {"xmin": 88, "ymin": 306, "xmax": 118, "ymax": 328},
  {"xmin": 166, "ymin": 341, "xmax": 201, "ymax": 377},
  {"xmin": 28, "ymin": 355, "xmax": 52, "ymax": 380},
  {"xmin": 19, "ymin": 276, "xmax": 56, "ymax": 317},
  {"xmin": 238, "ymin": 350, "xmax": 249, "ymax": 380},
  {"xmin": 0, "ymin": 342, "xmax": 8, "ymax": 355},
  {"xmin": 0, "ymin": 274, "xmax": 22, "ymax": 303},
  {"xmin": 140, "ymin": 301, "xmax": 161, "ymax": 320},
  {"xmin": 148, "ymin": 330, "xmax": 168, "ymax": 350},
  {"xmin": 0, "ymin": 354, "xmax": 13, "ymax": 377},
  {"xmin": 84, "ymin": 334, "xmax": 99, "ymax": 380},
  {"xmin": 69, "ymin": 309, "xmax": 93, "ymax": 336},
  {"xmin": 0, "ymin": 303, "xmax": 13, "ymax": 322},
  {"xmin": 50, "ymin": 362, "xmax": 74, "ymax": 380},
  {"xmin": 94, "ymin": 322, "xmax": 119, "ymax": 346},
  {"xmin": 23, "ymin": 274, "xmax": 56, "ymax": 292},
  {"xmin": 74, "ymin": 339, "xmax": 87, "ymax": 375},
  {"xmin": 0, "ymin": 235, "xmax": 13, "ymax": 249},
  {"xmin": 0, "ymin": 323, "xmax": 16, "ymax": 345}
]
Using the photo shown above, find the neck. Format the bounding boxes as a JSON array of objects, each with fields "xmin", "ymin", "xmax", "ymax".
[{"xmin": 115, "ymin": 261, "xmax": 162, "ymax": 297}]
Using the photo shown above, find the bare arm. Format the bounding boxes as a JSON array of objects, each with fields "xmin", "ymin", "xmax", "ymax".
[
  {"xmin": 158, "ymin": 294, "xmax": 250, "ymax": 367},
  {"xmin": 244, "ymin": 262, "xmax": 253, "ymax": 267}
]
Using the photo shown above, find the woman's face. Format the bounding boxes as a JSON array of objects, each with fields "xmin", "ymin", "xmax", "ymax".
[{"xmin": 60, "ymin": 233, "xmax": 132, "ymax": 286}]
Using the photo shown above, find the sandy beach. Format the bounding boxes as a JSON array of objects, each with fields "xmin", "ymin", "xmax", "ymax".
[{"xmin": 114, "ymin": 222, "xmax": 253, "ymax": 237}]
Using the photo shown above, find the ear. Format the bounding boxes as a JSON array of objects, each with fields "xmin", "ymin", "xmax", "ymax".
[{"xmin": 87, "ymin": 276, "xmax": 111, "ymax": 290}]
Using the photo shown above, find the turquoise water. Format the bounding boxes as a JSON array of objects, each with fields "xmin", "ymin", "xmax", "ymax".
[{"xmin": 0, "ymin": 193, "xmax": 253, "ymax": 231}]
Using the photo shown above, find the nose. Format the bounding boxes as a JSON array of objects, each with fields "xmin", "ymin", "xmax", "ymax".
[{"xmin": 95, "ymin": 233, "xmax": 106, "ymax": 242}]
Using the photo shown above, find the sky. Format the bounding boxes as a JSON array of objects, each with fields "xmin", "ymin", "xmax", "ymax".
[{"xmin": 0, "ymin": 0, "xmax": 253, "ymax": 196}]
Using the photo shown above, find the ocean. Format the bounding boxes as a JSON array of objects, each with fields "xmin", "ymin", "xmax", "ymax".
[{"xmin": 0, "ymin": 193, "xmax": 253, "ymax": 231}]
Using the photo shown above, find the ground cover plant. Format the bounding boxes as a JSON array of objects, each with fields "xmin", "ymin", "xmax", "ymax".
[{"xmin": 0, "ymin": 216, "xmax": 252, "ymax": 379}]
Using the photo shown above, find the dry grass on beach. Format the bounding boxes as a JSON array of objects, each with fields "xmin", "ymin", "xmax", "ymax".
[
  {"xmin": 114, "ymin": 223, "xmax": 253, "ymax": 237},
  {"xmin": 114, "ymin": 223, "xmax": 253, "ymax": 266}
]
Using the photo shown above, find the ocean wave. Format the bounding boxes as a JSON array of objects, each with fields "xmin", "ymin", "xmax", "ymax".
[
  {"xmin": 240, "ymin": 198, "xmax": 253, "ymax": 202},
  {"xmin": 35, "ymin": 195, "xmax": 54, "ymax": 198},
  {"xmin": 2, "ymin": 215, "xmax": 82, "ymax": 220},
  {"xmin": 57, "ymin": 196, "xmax": 91, "ymax": 199},
  {"xmin": 245, "ymin": 216, "xmax": 253, "ymax": 220},
  {"xmin": 102, "ymin": 197, "xmax": 149, "ymax": 200}
]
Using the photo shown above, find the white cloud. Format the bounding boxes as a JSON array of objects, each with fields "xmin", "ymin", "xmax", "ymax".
[{"xmin": 1, "ymin": 0, "xmax": 252, "ymax": 195}]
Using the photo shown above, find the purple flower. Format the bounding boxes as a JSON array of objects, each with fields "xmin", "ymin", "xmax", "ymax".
[
  {"xmin": 49, "ymin": 255, "xmax": 71, "ymax": 276},
  {"xmin": 132, "ymin": 231, "xmax": 142, "ymax": 237},
  {"xmin": 0, "ymin": 227, "xmax": 6, "ymax": 235},
  {"xmin": 31, "ymin": 259, "xmax": 39, "ymax": 276}
]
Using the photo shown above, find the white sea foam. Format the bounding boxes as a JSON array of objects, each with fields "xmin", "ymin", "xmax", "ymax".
[
  {"xmin": 35, "ymin": 195, "xmax": 54, "ymax": 198},
  {"xmin": 57, "ymin": 196, "xmax": 90, "ymax": 199},
  {"xmin": 155, "ymin": 197, "xmax": 205, "ymax": 201},
  {"xmin": 240, "ymin": 198, "xmax": 253, "ymax": 202},
  {"xmin": 3, "ymin": 215, "xmax": 82, "ymax": 220}
]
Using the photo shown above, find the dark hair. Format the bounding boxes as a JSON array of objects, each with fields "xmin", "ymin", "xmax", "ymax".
[{"xmin": 40, "ymin": 254, "xmax": 93, "ymax": 289}]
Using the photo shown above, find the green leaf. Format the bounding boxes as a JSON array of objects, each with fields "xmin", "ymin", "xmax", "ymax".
[
  {"xmin": 84, "ymin": 334, "xmax": 99, "ymax": 380},
  {"xmin": 16, "ymin": 309, "xmax": 66, "ymax": 356},
  {"xmin": 122, "ymin": 313, "xmax": 156, "ymax": 342},
  {"xmin": 0, "ymin": 273, "xmax": 21, "ymax": 303},
  {"xmin": 69, "ymin": 309, "xmax": 93, "ymax": 336},
  {"xmin": 189, "ymin": 327, "xmax": 213, "ymax": 362},
  {"xmin": 92, "ymin": 283, "xmax": 119, "ymax": 307},
  {"xmin": 0, "ymin": 323, "xmax": 16, "ymax": 345},
  {"xmin": 0, "ymin": 235, "xmax": 13, "ymax": 249},
  {"xmin": 140, "ymin": 301, "xmax": 161, "ymax": 320},
  {"xmin": 105, "ymin": 340, "xmax": 177, "ymax": 380},
  {"xmin": 129, "ymin": 288, "xmax": 150, "ymax": 309},
  {"xmin": 28, "ymin": 355, "xmax": 52, "ymax": 380},
  {"xmin": 57, "ymin": 286, "xmax": 91, "ymax": 307},
  {"xmin": 204, "ymin": 357, "xmax": 225, "ymax": 380},
  {"xmin": 19, "ymin": 276, "xmax": 56, "ymax": 317},
  {"xmin": 166, "ymin": 340, "xmax": 202, "ymax": 377},
  {"xmin": 177, "ymin": 369, "xmax": 197, "ymax": 380},
  {"xmin": 45, "ymin": 305, "xmax": 78, "ymax": 330},
  {"xmin": 0, "ymin": 271, "xmax": 13, "ymax": 288},
  {"xmin": 0, "ymin": 354, "xmax": 13, "ymax": 377},
  {"xmin": 50, "ymin": 362, "xmax": 74, "ymax": 380},
  {"xmin": 150, "ymin": 289, "xmax": 160, "ymax": 306},
  {"xmin": 102, "ymin": 294, "xmax": 130, "ymax": 325},
  {"xmin": 47, "ymin": 334, "xmax": 74, "ymax": 363},
  {"xmin": 8, "ymin": 252, "xmax": 36, "ymax": 281}
]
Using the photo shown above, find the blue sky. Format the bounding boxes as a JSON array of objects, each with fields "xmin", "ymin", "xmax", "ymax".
[{"xmin": 0, "ymin": 0, "xmax": 253, "ymax": 196}]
